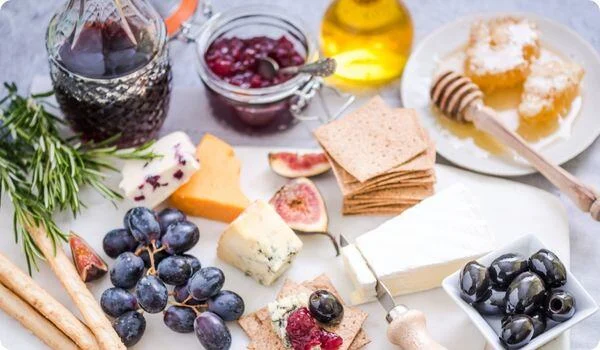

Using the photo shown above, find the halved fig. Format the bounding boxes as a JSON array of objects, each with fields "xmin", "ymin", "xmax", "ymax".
[
  {"xmin": 269, "ymin": 178, "xmax": 339, "ymax": 255},
  {"xmin": 268, "ymin": 152, "xmax": 331, "ymax": 178},
  {"xmin": 69, "ymin": 232, "xmax": 108, "ymax": 283}
]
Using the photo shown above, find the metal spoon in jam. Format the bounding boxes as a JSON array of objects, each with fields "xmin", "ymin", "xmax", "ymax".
[{"xmin": 257, "ymin": 57, "xmax": 337, "ymax": 80}]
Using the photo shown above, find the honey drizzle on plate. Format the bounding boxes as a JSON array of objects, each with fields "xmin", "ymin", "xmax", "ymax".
[{"xmin": 434, "ymin": 46, "xmax": 582, "ymax": 161}]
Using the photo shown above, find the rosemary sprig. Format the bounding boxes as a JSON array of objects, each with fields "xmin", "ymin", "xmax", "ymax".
[{"xmin": 0, "ymin": 83, "xmax": 157, "ymax": 272}]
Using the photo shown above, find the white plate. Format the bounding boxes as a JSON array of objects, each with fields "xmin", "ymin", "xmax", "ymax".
[
  {"xmin": 0, "ymin": 148, "xmax": 571, "ymax": 350},
  {"xmin": 443, "ymin": 234, "xmax": 598, "ymax": 350},
  {"xmin": 400, "ymin": 13, "xmax": 600, "ymax": 176}
]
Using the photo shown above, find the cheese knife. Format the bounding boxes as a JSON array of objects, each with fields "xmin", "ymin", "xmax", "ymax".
[{"xmin": 340, "ymin": 234, "xmax": 447, "ymax": 350}]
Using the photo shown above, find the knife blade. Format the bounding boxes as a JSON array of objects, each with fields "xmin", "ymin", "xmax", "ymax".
[
  {"xmin": 339, "ymin": 233, "xmax": 447, "ymax": 350},
  {"xmin": 339, "ymin": 233, "xmax": 398, "ymax": 319}
]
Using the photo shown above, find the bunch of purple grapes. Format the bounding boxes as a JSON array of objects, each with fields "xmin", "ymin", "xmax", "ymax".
[{"xmin": 101, "ymin": 207, "xmax": 244, "ymax": 349}]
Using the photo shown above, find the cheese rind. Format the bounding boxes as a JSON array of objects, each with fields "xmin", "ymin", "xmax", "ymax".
[
  {"xmin": 217, "ymin": 200, "xmax": 303, "ymax": 286},
  {"xmin": 354, "ymin": 184, "xmax": 494, "ymax": 299},
  {"xmin": 119, "ymin": 132, "xmax": 200, "ymax": 209},
  {"xmin": 341, "ymin": 244, "xmax": 377, "ymax": 305}
]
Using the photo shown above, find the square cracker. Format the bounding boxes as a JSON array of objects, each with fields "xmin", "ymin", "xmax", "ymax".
[
  {"xmin": 302, "ymin": 275, "xmax": 370, "ymax": 350},
  {"xmin": 342, "ymin": 206, "xmax": 410, "ymax": 216},
  {"xmin": 330, "ymin": 156, "xmax": 434, "ymax": 196},
  {"xmin": 344, "ymin": 173, "xmax": 435, "ymax": 197},
  {"xmin": 349, "ymin": 185, "xmax": 434, "ymax": 201},
  {"xmin": 341, "ymin": 130, "xmax": 436, "ymax": 185},
  {"xmin": 239, "ymin": 276, "xmax": 369, "ymax": 350},
  {"xmin": 315, "ymin": 96, "xmax": 428, "ymax": 182}
]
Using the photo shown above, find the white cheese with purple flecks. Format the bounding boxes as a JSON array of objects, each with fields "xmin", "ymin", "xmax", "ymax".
[{"xmin": 119, "ymin": 132, "xmax": 200, "ymax": 209}]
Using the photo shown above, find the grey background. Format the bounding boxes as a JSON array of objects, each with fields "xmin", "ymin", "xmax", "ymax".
[{"xmin": 1, "ymin": 0, "xmax": 599, "ymax": 348}]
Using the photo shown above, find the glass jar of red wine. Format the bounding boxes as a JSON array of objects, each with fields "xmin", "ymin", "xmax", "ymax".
[{"xmin": 46, "ymin": 0, "xmax": 172, "ymax": 148}]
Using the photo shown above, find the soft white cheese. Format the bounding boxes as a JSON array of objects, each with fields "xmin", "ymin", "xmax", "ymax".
[
  {"xmin": 119, "ymin": 132, "xmax": 200, "ymax": 209},
  {"xmin": 341, "ymin": 244, "xmax": 377, "ymax": 305},
  {"xmin": 267, "ymin": 293, "xmax": 309, "ymax": 347},
  {"xmin": 217, "ymin": 200, "xmax": 303, "ymax": 286},
  {"xmin": 354, "ymin": 184, "xmax": 495, "ymax": 298}
]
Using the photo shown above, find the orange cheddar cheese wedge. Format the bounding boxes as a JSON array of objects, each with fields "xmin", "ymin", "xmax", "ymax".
[{"xmin": 170, "ymin": 134, "xmax": 250, "ymax": 222}]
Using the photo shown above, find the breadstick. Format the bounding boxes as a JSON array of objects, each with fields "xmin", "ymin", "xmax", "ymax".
[
  {"xmin": 0, "ymin": 252, "xmax": 99, "ymax": 350},
  {"xmin": 0, "ymin": 282, "xmax": 78, "ymax": 350},
  {"xmin": 28, "ymin": 225, "xmax": 126, "ymax": 350}
]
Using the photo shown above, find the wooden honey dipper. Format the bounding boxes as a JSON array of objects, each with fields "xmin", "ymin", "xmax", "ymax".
[{"xmin": 431, "ymin": 71, "xmax": 600, "ymax": 221}]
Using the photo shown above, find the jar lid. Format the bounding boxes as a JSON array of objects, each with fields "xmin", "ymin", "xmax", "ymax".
[{"xmin": 150, "ymin": 0, "xmax": 199, "ymax": 37}]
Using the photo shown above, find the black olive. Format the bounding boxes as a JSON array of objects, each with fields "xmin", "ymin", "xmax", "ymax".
[
  {"xmin": 530, "ymin": 310, "xmax": 547, "ymax": 338},
  {"xmin": 473, "ymin": 287, "xmax": 506, "ymax": 315},
  {"xmin": 546, "ymin": 290, "xmax": 576, "ymax": 322},
  {"xmin": 529, "ymin": 249, "xmax": 567, "ymax": 288},
  {"xmin": 501, "ymin": 315, "xmax": 535, "ymax": 349},
  {"xmin": 502, "ymin": 312, "xmax": 546, "ymax": 339},
  {"xmin": 505, "ymin": 272, "xmax": 547, "ymax": 315},
  {"xmin": 488, "ymin": 253, "xmax": 529, "ymax": 290},
  {"xmin": 459, "ymin": 261, "xmax": 491, "ymax": 304},
  {"xmin": 308, "ymin": 290, "xmax": 344, "ymax": 325}
]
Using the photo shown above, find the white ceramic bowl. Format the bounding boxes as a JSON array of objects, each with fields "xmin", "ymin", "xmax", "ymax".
[{"xmin": 442, "ymin": 234, "xmax": 598, "ymax": 350}]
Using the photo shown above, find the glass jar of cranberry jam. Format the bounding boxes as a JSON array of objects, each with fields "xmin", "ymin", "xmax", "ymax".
[{"xmin": 193, "ymin": 6, "xmax": 319, "ymax": 130}]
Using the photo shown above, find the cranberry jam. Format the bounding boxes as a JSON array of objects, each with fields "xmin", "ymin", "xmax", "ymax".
[
  {"xmin": 205, "ymin": 36, "xmax": 305, "ymax": 88},
  {"xmin": 195, "ymin": 6, "xmax": 317, "ymax": 130}
]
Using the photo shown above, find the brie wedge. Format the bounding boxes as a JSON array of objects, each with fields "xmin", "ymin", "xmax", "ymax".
[
  {"xmin": 348, "ymin": 184, "xmax": 494, "ymax": 303},
  {"xmin": 341, "ymin": 244, "xmax": 378, "ymax": 305}
]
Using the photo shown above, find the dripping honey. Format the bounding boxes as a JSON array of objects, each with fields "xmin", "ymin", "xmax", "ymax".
[
  {"xmin": 434, "ymin": 47, "xmax": 582, "ymax": 158},
  {"xmin": 320, "ymin": 0, "xmax": 413, "ymax": 85}
]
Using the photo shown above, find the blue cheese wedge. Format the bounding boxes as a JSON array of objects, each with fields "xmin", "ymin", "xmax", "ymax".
[
  {"xmin": 341, "ymin": 244, "xmax": 377, "ymax": 305},
  {"xmin": 217, "ymin": 200, "xmax": 303, "ymax": 286},
  {"xmin": 352, "ymin": 184, "xmax": 494, "ymax": 300},
  {"xmin": 267, "ymin": 293, "xmax": 310, "ymax": 347},
  {"xmin": 119, "ymin": 132, "xmax": 200, "ymax": 209}
]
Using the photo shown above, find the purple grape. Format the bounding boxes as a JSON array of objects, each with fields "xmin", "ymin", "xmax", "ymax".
[
  {"xmin": 181, "ymin": 254, "xmax": 201, "ymax": 274},
  {"xmin": 135, "ymin": 275, "xmax": 168, "ymax": 313},
  {"xmin": 124, "ymin": 207, "xmax": 161, "ymax": 244},
  {"xmin": 101, "ymin": 288, "xmax": 138, "ymax": 317},
  {"xmin": 157, "ymin": 208, "xmax": 186, "ymax": 233},
  {"xmin": 103, "ymin": 228, "xmax": 137, "ymax": 258},
  {"xmin": 162, "ymin": 221, "xmax": 199, "ymax": 254},
  {"xmin": 194, "ymin": 311, "xmax": 231, "ymax": 350},
  {"xmin": 188, "ymin": 267, "xmax": 224, "ymax": 301},
  {"xmin": 173, "ymin": 283, "xmax": 202, "ymax": 305},
  {"xmin": 163, "ymin": 305, "xmax": 196, "ymax": 333},
  {"xmin": 157, "ymin": 256, "xmax": 192, "ymax": 286},
  {"xmin": 208, "ymin": 290, "xmax": 245, "ymax": 321},
  {"xmin": 112, "ymin": 311, "xmax": 146, "ymax": 347},
  {"xmin": 110, "ymin": 252, "xmax": 144, "ymax": 289}
]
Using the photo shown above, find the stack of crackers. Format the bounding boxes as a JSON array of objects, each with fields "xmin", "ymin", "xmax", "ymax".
[
  {"xmin": 314, "ymin": 96, "xmax": 436, "ymax": 215},
  {"xmin": 239, "ymin": 274, "xmax": 369, "ymax": 350}
]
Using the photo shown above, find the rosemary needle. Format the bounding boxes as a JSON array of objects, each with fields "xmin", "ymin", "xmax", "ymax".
[{"xmin": 0, "ymin": 83, "xmax": 157, "ymax": 272}]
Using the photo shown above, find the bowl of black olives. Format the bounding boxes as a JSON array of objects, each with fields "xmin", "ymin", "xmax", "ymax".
[{"xmin": 442, "ymin": 234, "xmax": 598, "ymax": 350}]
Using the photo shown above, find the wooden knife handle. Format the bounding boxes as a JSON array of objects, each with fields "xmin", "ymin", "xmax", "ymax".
[
  {"xmin": 386, "ymin": 307, "xmax": 447, "ymax": 350},
  {"xmin": 466, "ymin": 103, "xmax": 600, "ymax": 221}
]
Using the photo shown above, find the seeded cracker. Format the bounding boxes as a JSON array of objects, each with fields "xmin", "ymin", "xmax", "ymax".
[
  {"xmin": 328, "ymin": 154, "xmax": 435, "ymax": 196},
  {"xmin": 340, "ymin": 122, "xmax": 436, "ymax": 185},
  {"xmin": 314, "ymin": 96, "xmax": 428, "ymax": 182},
  {"xmin": 239, "ymin": 275, "xmax": 369, "ymax": 350}
]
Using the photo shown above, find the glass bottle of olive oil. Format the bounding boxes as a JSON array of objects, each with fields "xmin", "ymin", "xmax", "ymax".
[{"xmin": 321, "ymin": 0, "xmax": 413, "ymax": 85}]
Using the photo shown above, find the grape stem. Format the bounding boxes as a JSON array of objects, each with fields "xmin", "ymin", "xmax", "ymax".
[{"xmin": 167, "ymin": 300, "xmax": 206, "ymax": 316}]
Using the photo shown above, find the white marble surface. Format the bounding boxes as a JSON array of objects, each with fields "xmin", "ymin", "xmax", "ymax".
[{"xmin": 1, "ymin": 0, "xmax": 600, "ymax": 348}]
